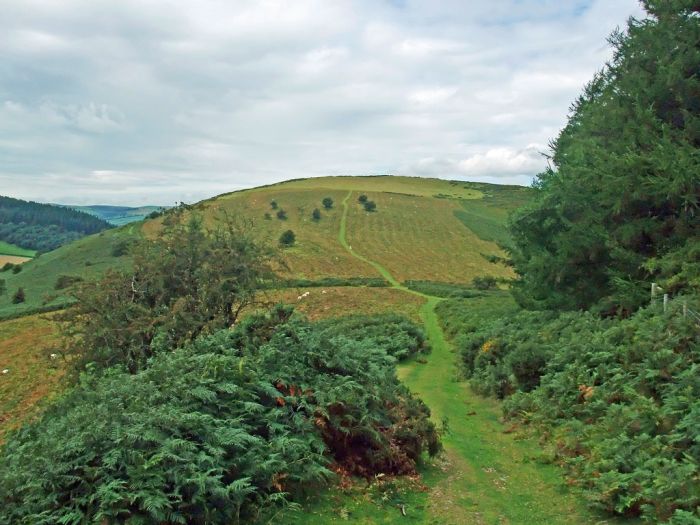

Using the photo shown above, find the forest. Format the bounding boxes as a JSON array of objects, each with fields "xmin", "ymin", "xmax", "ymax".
[{"xmin": 0, "ymin": 196, "xmax": 111, "ymax": 253}]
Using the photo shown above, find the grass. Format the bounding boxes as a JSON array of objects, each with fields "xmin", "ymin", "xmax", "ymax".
[
  {"xmin": 257, "ymin": 286, "xmax": 425, "ymax": 323},
  {"xmin": 344, "ymin": 191, "xmax": 511, "ymax": 283},
  {"xmin": 0, "ymin": 314, "xmax": 64, "ymax": 442},
  {"xmin": 0, "ymin": 226, "xmax": 137, "ymax": 319},
  {"xmin": 0, "ymin": 241, "xmax": 36, "ymax": 258}
]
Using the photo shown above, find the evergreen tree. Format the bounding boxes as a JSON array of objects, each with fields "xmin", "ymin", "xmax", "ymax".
[
  {"xmin": 311, "ymin": 208, "xmax": 321, "ymax": 221},
  {"xmin": 322, "ymin": 197, "xmax": 333, "ymax": 209},
  {"xmin": 509, "ymin": 1, "xmax": 700, "ymax": 313}
]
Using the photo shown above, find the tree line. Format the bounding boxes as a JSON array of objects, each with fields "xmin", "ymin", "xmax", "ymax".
[{"xmin": 0, "ymin": 195, "xmax": 111, "ymax": 252}]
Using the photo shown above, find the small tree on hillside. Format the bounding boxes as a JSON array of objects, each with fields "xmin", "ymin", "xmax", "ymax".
[
  {"xmin": 270, "ymin": 200, "xmax": 278, "ymax": 210},
  {"xmin": 311, "ymin": 208, "xmax": 321, "ymax": 221},
  {"xmin": 276, "ymin": 209, "xmax": 287, "ymax": 220},
  {"xmin": 472, "ymin": 275, "xmax": 497, "ymax": 290},
  {"xmin": 322, "ymin": 197, "xmax": 333, "ymax": 209},
  {"xmin": 12, "ymin": 265, "xmax": 22, "ymax": 274},
  {"xmin": 363, "ymin": 200, "xmax": 377, "ymax": 212},
  {"xmin": 279, "ymin": 230, "xmax": 296, "ymax": 247},
  {"xmin": 12, "ymin": 287, "xmax": 25, "ymax": 304},
  {"xmin": 358, "ymin": 194, "xmax": 368, "ymax": 204},
  {"xmin": 263, "ymin": 212, "xmax": 271, "ymax": 220}
]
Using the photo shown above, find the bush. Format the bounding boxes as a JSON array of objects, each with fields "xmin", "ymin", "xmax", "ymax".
[
  {"xmin": 0, "ymin": 309, "xmax": 440, "ymax": 524},
  {"xmin": 276, "ymin": 209, "xmax": 287, "ymax": 220},
  {"xmin": 363, "ymin": 200, "xmax": 376, "ymax": 212},
  {"xmin": 11, "ymin": 287, "xmax": 25, "ymax": 304},
  {"xmin": 322, "ymin": 197, "xmax": 333, "ymax": 209},
  {"xmin": 1, "ymin": 263, "xmax": 13, "ymax": 272},
  {"xmin": 358, "ymin": 194, "xmax": 368, "ymax": 204},
  {"xmin": 441, "ymin": 297, "xmax": 700, "ymax": 522},
  {"xmin": 11, "ymin": 265, "xmax": 22, "ymax": 274},
  {"xmin": 311, "ymin": 208, "xmax": 321, "ymax": 221},
  {"xmin": 54, "ymin": 275, "xmax": 84, "ymax": 291},
  {"xmin": 279, "ymin": 230, "xmax": 296, "ymax": 247},
  {"xmin": 472, "ymin": 275, "xmax": 497, "ymax": 290},
  {"xmin": 270, "ymin": 200, "xmax": 278, "ymax": 210},
  {"xmin": 0, "ymin": 279, "xmax": 5, "ymax": 296},
  {"xmin": 110, "ymin": 239, "xmax": 130, "ymax": 257},
  {"xmin": 264, "ymin": 212, "xmax": 271, "ymax": 220}
]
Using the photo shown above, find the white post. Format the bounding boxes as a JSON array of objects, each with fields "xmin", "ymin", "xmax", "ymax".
[
  {"xmin": 651, "ymin": 283, "xmax": 658, "ymax": 299},
  {"xmin": 663, "ymin": 293, "xmax": 669, "ymax": 313},
  {"xmin": 683, "ymin": 302, "xmax": 688, "ymax": 318}
]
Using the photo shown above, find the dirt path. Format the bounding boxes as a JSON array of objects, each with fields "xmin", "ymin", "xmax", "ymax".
[{"xmin": 338, "ymin": 191, "xmax": 596, "ymax": 525}]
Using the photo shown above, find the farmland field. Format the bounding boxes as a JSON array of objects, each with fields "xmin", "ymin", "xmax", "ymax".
[{"xmin": 0, "ymin": 241, "xmax": 36, "ymax": 260}]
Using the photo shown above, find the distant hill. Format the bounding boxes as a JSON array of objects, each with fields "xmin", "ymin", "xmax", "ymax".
[
  {"xmin": 0, "ymin": 196, "xmax": 112, "ymax": 254},
  {"xmin": 62, "ymin": 205, "xmax": 168, "ymax": 226}
]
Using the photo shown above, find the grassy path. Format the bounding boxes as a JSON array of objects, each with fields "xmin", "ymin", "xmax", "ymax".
[{"xmin": 337, "ymin": 191, "xmax": 596, "ymax": 524}]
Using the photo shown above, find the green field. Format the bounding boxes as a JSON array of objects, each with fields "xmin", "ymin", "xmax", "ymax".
[
  {"xmin": 0, "ymin": 241, "xmax": 36, "ymax": 258},
  {"xmin": 0, "ymin": 225, "xmax": 137, "ymax": 319}
]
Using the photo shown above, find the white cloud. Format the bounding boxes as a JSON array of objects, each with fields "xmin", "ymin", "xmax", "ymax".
[{"xmin": 0, "ymin": 0, "xmax": 645, "ymax": 205}]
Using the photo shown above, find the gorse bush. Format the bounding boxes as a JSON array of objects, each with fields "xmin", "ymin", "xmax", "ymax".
[
  {"xmin": 440, "ymin": 297, "xmax": 700, "ymax": 522},
  {"xmin": 0, "ymin": 307, "xmax": 441, "ymax": 524}
]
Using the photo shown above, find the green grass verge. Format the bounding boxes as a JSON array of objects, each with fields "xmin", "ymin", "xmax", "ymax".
[{"xmin": 0, "ymin": 241, "xmax": 36, "ymax": 258}]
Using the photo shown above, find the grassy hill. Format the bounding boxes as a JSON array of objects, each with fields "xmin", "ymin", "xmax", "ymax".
[{"xmin": 1, "ymin": 176, "xmax": 530, "ymax": 320}]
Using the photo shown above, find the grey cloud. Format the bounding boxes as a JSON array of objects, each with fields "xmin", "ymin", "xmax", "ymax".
[{"xmin": 0, "ymin": 0, "xmax": 644, "ymax": 205}]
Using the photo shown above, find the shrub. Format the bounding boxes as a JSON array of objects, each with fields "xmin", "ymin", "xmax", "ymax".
[
  {"xmin": 57, "ymin": 211, "xmax": 276, "ymax": 374},
  {"xmin": 110, "ymin": 239, "xmax": 130, "ymax": 257},
  {"xmin": 0, "ymin": 279, "xmax": 5, "ymax": 296},
  {"xmin": 0, "ymin": 309, "xmax": 440, "ymax": 524},
  {"xmin": 270, "ymin": 200, "xmax": 278, "ymax": 210},
  {"xmin": 11, "ymin": 287, "xmax": 25, "ymax": 304},
  {"xmin": 311, "ymin": 208, "xmax": 321, "ymax": 221},
  {"xmin": 276, "ymin": 209, "xmax": 287, "ymax": 220},
  {"xmin": 264, "ymin": 212, "xmax": 271, "ymax": 220},
  {"xmin": 472, "ymin": 275, "xmax": 497, "ymax": 290},
  {"xmin": 54, "ymin": 275, "xmax": 84, "ymax": 290},
  {"xmin": 322, "ymin": 197, "xmax": 333, "ymax": 209},
  {"xmin": 358, "ymin": 194, "xmax": 368, "ymax": 203},
  {"xmin": 441, "ymin": 297, "xmax": 700, "ymax": 522},
  {"xmin": 363, "ymin": 200, "xmax": 376, "ymax": 212},
  {"xmin": 11, "ymin": 264, "xmax": 22, "ymax": 274},
  {"xmin": 1, "ymin": 263, "xmax": 13, "ymax": 272},
  {"xmin": 279, "ymin": 230, "xmax": 296, "ymax": 247}
]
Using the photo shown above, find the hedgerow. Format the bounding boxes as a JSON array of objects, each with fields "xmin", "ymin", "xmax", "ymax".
[{"xmin": 0, "ymin": 307, "xmax": 440, "ymax": 524}]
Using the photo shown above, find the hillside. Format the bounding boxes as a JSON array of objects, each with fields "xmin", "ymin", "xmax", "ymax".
[
  {"xmin": 0, "ymin": 195, "xmax": 111, "ymax": 254},
  {"xmin": 0, "ymin": 176, "xmax": 531, "ymax": 320},
  {"xmin": 3, "ymin": 176, "xmax": 613, "ymax": 525},
  {"xmin": 64, "ymin": 205, "xmax": 167, "ymax": 226}
]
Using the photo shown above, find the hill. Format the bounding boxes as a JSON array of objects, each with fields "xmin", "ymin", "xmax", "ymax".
[
  {"xmin": 63, "ymin": 205, "xmax": 167, "ymax": 226},
  {"xmin": 0, "ymin": 176, "xmax": 531, "ymax": 320},
  {"xmin": 0, "ymin": 195, "xmax": 111, "ymax": 254}
]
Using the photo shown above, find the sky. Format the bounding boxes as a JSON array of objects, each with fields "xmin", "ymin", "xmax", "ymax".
[{"xmin": 0, "ymin": 0, "xmax": 645, "ymax": 206}]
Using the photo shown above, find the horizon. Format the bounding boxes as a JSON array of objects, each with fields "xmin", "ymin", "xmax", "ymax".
[{"xmin": 1, "ymin": 0, "xmax": 644, "ymax": 206}]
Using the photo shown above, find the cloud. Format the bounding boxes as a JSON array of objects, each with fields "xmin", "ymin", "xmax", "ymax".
[{"xmin": 0, "ymin": 0, "xmax": 645, "ymax": 205}]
